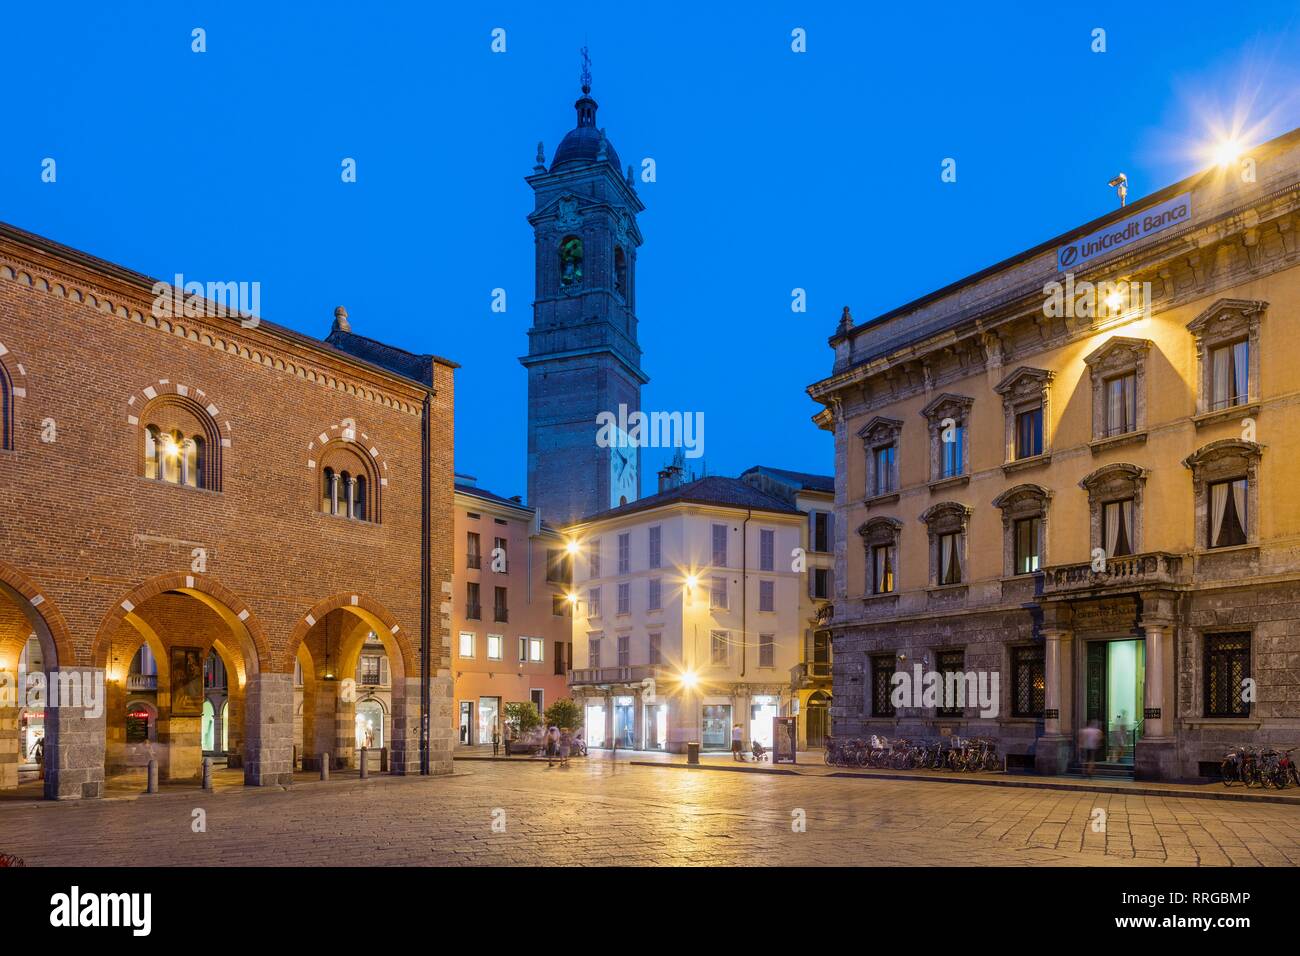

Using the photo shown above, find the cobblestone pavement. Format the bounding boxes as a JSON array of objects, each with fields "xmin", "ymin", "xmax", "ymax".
[{"xmin": 4, "ymin": 759, "xmax": 1300, "ymax": 866}]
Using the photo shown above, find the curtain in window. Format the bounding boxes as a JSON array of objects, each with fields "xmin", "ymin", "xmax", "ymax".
[
  {"xmin": 1233, "ymin": 341, "xmax": 1249, "ymax": 403},
  {"xmin": 1212, "ymin": 346, "xmax": 1233, "ymax": 408},
  {"xmin": 940, "ymin": 534, "xmax": 960, "ymax": 584},
  {"xmin": 1104, "ymin": 500, "xmax": 1133, "ymax": 556},
  {"xmin": 1107, "ymin": 378, "xmax": 1125, "ymax": 434},
  {"xmin": 1210, "ymin": 481, "xmax": 1228, "ymax": 547},
  {"xmin": 1231, "ymin": 478, "xmax": 1246, "ymax": 536}
]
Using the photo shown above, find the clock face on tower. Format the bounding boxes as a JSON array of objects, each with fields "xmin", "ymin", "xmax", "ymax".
[{"xmin": 609, "ymin": 428, "xmax": 638, "ymax": 508}]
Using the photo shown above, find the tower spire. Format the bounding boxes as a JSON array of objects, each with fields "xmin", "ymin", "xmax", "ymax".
[{"xmin": 580, "ymin": 45, "xmax": 591, "ymax": 95}]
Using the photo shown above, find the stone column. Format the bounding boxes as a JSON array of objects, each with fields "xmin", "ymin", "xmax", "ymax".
[
  {"xmin": 243, "ymin": 672, "xmax": 294, "ymax": 787},
  {"xmin": 0, "ymin": 668, "xmax": 17, "ymax": 790},
  {"xmin": 389, "ymin": 677, "xmax": 422, "ymax": 774},
  {"xmin": 157, "ymin": 713, "xmax": 202, "ymax": 783},
  {"xmin": 333, "ymin": 690, "xmax": 356, "ymax": 770},
  {"xmin": 428, "ymin": 671, "xmax": 455, "ymax": 774},
  {"xmin": 44, "ymin": 667, "xmax": 106, "ymax": 800},
  {"xmin": 1035, "ymin": 623, "xmax": 1074, "ymax": 776},
  {"xmin": 1136, "ymin": 593, "xmax": 1179, "ymax": 780}
]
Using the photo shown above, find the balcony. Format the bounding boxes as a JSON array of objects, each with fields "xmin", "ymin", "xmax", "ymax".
[
  {"xmin": 790, "ymin": 661, "xmax": 832, "ymax": 689},
  {"xmin": 493, "ymin": 607, "xmax": 509, "ymax": 623},
  {"xmin": 126, "ymin": 673, "xmax": 157, "ymax": 692},
  {"xmin": 570, "ymin": 665, "xmax": 657, "ymax": 686},
  {"xmin": 465, "ymin": 603, "xmax": 481, "ymax": 621},
  {"xmin": 466, "ymin": 553, "xmax": 481, "ymax": 570},
  {"xmin": 1041, "ymin": 551, "xmax": 1186, "ymax": 597}
]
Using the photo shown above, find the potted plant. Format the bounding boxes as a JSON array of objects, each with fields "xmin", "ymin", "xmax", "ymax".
[{"xmin": 504, "ymin": 701, "xmax": 542, "ymax": 753}]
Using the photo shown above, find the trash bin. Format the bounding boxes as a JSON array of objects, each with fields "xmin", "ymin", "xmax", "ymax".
[{"xmin": 687, "ymin": 742, "xmax": 700, "ymax": 765}]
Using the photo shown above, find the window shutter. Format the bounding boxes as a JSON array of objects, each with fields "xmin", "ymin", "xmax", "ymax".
[{"xmin": 380, "ymin": 657, "xmax": 389, "ymax": 686}]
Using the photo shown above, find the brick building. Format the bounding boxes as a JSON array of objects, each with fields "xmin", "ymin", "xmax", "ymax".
[
  {"xmin": 451, "ymin": 477, "xmax": 573, "ymax": 746},
  {"xmin": 809, "ymin": 127, "xmax": 1300, "ymax": 781},
  {"xmin": 0, "ymin": 222, "xmax": 457, "ymax": 799}
]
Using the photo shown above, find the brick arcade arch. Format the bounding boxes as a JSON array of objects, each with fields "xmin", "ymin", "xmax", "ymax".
[
  {"xmin": 0, "ymin": 562, "xmax": 78, "ymax": 795},
  {"xmin": 88, "ymin": 573, "xmax": 270, "ymax": 788},
  {"xmin": 284, "ymin": 593, "xmax": 421, "ymax": 774}
]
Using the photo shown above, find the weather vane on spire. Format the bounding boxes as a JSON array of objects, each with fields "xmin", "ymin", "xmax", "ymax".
[{"xmin": 580, "ymin": 45, "xmax": 591, "ymax": 95}]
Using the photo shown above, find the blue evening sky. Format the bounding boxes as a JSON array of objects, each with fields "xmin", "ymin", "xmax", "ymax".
[{"xmin": 4, "ymin": 2, "xmax": 1298, "ymax": 499}]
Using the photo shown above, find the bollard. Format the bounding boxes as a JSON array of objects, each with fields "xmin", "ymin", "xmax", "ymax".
[
  {"xmin": 320, "ymin": 752, "xmax": 330, "ymax": 781},
  {"xmin": 687, "ymin": 741, "xmax": 700, "ymax": 765},
  {"xmin": 202, "ymin": 756, "xmax": 213, "ymax": 792},
  {"xmin": 359, "ymin": 746, "xmax": 368, "ymax": 779},
  {"xmin": 146, "ymin": 759, "xmax": 158, "ymax": 794}
]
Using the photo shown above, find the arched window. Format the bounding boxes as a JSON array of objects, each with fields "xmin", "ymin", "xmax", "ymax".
[
  {"xmin": 0, "ymin": 359, "xmax": 12, "ymax": 451},
  {"xmin": 560, "ymin": 235, "xmax": 583, "ymax": 288},
  {"xmin": 220, "ymin": 700, "xmax": 229, "ymax": 752},
  {"xmin": 614, "ymin": 246, "xmax": 628, "ymax": 298},
  {"xmin": 140, "ymin": 395, "xmax": 221, "ymax": 490},
  {"xmin": 202, "ymin": 699, "xmax": 216, "ymax": 751},
  {"xmin": 318, "ymin": 441, "xmax": 379, "ymax": 523}
]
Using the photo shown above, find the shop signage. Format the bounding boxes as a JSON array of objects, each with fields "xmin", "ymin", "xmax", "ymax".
[
  {"xmin": 1144, "ymin": 707, "xmax": 1161, "ymax": 719},
  {"xmin": 1044, "ymin": 708, "xmax": 1059, "ymax": 719},
  {"xmin": 1056, "ymin": 192, "xmax": 1191, "ymax": 270}
]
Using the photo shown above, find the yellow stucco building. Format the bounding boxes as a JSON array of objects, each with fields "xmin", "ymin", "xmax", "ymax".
[{"xmin": 809, "ymin": 128, "xmax": 1300, "ymax": 780}]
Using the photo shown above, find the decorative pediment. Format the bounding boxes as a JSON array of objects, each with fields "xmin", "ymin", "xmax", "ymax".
[
  {"xmin": 1182, "ymin": 439, "xmax": 1263, "ymax": 486},
  {"xmin": 857, "ymin": 416, "xmax": 903, "ymax": 445},
  {"xmin": 992, "ymin": 483, "xmax": 1051, "ymax": 515},
  {"xmin": 1186, "ymin": 298, "xmax": 1266, "ymax": 338},
  {"xmin": 919, "ymin": 501, "xmax": 972, "ymax": 533},
  {"xmin": 993, "ymin": 366, "xmax": 1054, "ymax": 398},
  {"xmin": 857, "ymin": 516, "xmax": 902, "ymax": 545},
  {"xmin": 920, "ymin": 392, "xmax": 973, "ymax": 423},
  {"xmin": 1083, "ymin": 336, "xmax": 1152, "ymax": 372},
  {"xmin": 1079, "ymin": 462, "xmax": 1146, "ymax": 500}
]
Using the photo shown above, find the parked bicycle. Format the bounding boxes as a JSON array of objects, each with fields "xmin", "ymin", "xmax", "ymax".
[{"xmin": 823, "ymin": 733, "xmax": 1001, "ymax": 773}]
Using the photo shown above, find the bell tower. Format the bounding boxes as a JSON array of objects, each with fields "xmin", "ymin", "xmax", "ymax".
[{"xmin": 521, "ymin": 50, "xmax": 648, "ymax": 527}]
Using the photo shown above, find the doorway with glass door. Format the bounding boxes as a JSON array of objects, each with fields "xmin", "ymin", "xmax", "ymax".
[{"xmin": 1083, "ymin": 638, "xmax": 1145, "ymax": 766}]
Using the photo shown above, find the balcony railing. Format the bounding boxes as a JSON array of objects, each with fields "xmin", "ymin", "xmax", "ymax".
[
  {"xmin": 1042, "ymin": 551, "xmax": 1186, "ymax": 596},
  {"xmin": 790, "ymin": 661, "xmax": 832, "ymax": 689},
  {"xmin": 466, "ymin": 603, "xmax": 481, "ymax": 620},
  {"xmin": 466, "ymin": 553, "xmax": 481, "ymax": 570},
  {"xmin": 570, "ymin": 665, "xmax": 657, "ymax": 685},
  {"xmin": 126, "ymin": 674, "xmax": 157, "ymax": 691},
  {"xmin": 494, "ymin": 607, "xmax": 508, "ymax": 623}
]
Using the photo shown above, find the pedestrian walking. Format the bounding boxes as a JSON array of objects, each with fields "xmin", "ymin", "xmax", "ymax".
[
  {"xmin": 546, "ymin": 724, "xmax": 560, "ymax": 766},
  {"xmin": 491, "ymin": 729, "xmax": 500, "ymax": 756},
  {"xmin": 559, "ymin": 727, "xmax": 572, "ymax": 767},
  {"xmin": 1080, "ymin": 720, "xmax": 1103, "ymax": 777},
  {"xmin": 732, "ymin": 723, "xmax": 744, "ymax": 761}
]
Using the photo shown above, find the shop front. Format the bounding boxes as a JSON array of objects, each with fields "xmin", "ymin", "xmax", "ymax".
[
  {"xmin": 701, "ymin": 703, "xmax": 732, "ymax": 751},
  {"xmin": 643, "ymin": 701, "xmax": 668, "ymax": 750},
  {"xmin": 750, "ymin": 695, "xmax": 779, "ymax": 749},
  {"xmin": 584, "ymin": 701, "xmax": 607, "ymax": 748}
]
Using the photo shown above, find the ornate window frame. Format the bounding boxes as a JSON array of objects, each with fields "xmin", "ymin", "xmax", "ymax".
[
  {"xmin": 920, "ymin": 393, "xmax": 973, "ymax": 489},
  {"xmin": 1083, "ymin": 336, "xmax": 1151, "ymax": 450},
  {"xmin": 1181, "ymin": 439, "xmax": 1263, "ymax": 550},
  {"xmin": 858, "ymin": 516, "xmax": 902, "ymax": 596},
  {"xmin": 318, "ymin": 438, "xmax": 382, "ymax": 523},
  {"xmin": 1080, "ymin": 462, "xmax": 1147, "ymax": 558},
  {"xmin": 138, "ymin": 393, "xmax": 223, "ymax": 491},
  {"xmin": 1186, "ymin": 298, "xmax": 1265, "ymax": 426},
  {"xmin": 858, "ymin": 416, "xmax": 902, "ymax": 505},
  {"xmin": 0, "ymin": 356, "xmax": 13, "ymax": 451},
  {"xmin": 919, "ymin": 502, "xmax": 971, "ymax": 588},
  {"xmin": 992, "ymin": 483, "xmax": 1050, "ymax": 577},
  {"xmin": 994, "ymin": 367, "xmax": 1054, "ymax": 473}
]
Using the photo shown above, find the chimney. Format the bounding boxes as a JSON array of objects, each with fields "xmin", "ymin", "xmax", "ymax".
[{"xmin": 657, "ymin": 464, "xmax": 684, "ymax": 492}]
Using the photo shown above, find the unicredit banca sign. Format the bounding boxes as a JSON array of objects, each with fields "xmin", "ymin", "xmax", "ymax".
[{"xmin": 1056, "ymin": 192, "xmax": 1192, "ymax": 271}]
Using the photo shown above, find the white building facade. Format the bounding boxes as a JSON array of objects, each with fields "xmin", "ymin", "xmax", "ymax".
[{"xmin": 564, "ymin": 476, "xmax": 807, "ymax": 753}]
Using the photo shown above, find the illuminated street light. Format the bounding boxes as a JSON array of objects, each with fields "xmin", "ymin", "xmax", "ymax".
[
  {"xmin": 679, "ymin": 669, "xmax": 698, "ymax": 690},
  {"xmin": 565, "ymin": 539, "xmax": 580, "ymax": 555}
]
